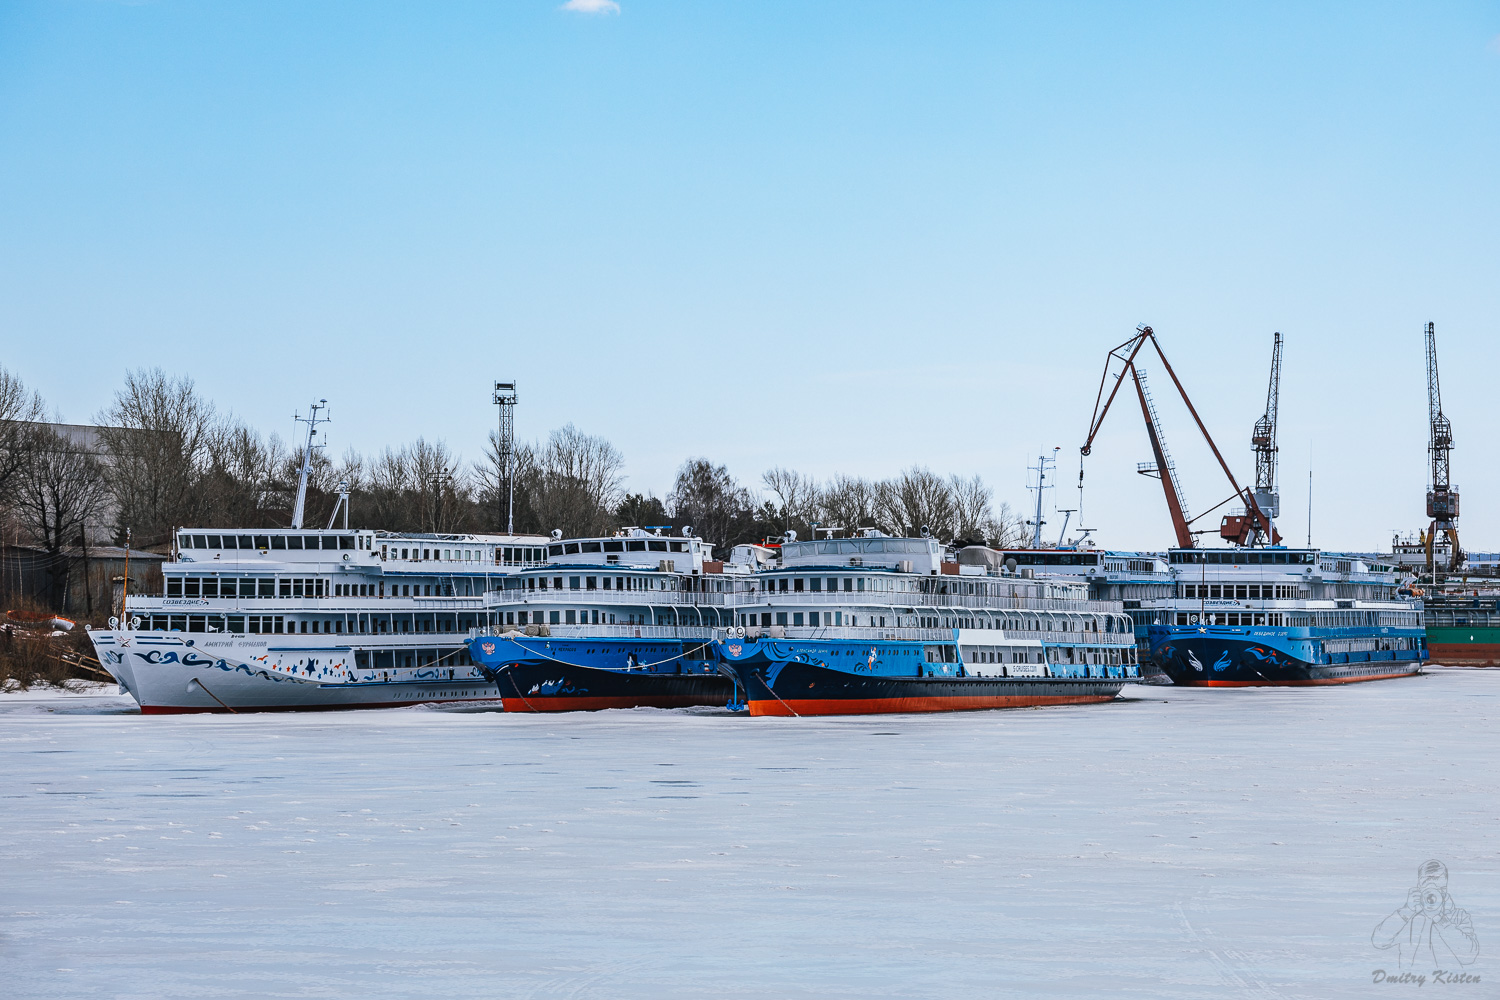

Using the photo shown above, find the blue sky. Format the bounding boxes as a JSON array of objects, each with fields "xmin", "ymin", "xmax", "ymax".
[{"xmin": 2, "ymin": 2, "xmax": 1497, "ymax": 550}]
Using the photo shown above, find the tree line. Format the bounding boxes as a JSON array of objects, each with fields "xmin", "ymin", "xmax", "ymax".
[{"xmin": 1, "ymin": 365, "xmax": 1029, "ymax": 567}]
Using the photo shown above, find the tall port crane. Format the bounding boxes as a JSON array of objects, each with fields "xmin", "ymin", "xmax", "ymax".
[
  {"xmin": 1080, "ymin": 325, "xmax": 1271, "ymax": 549},
  {"xmin": 1423, "ymin": 322, "xmax": 1461, "ymax": 576},
  {"xmin": 1229, "ymin": 332, "xmax": 1283, "ymax": 546}
]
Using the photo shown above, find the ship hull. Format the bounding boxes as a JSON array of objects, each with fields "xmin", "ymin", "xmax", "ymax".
[
  {"xmin": 490, "ymin": 661, "xmax": 729, "ymax": 712},
  {"xmin": 88, "ymin": 630, "xmax": 500, "ymax": 713},
  {"xmin": 467, "ymin": 634, "xmax": 730, "ymax": 712},
  {"xmin": 1425, "ymin": 627, "xmax": 1500, "ymax": 667},
  {"xmin": 1151, "ymin": 630, "xmax": 1424, "ymax": 686},
  {"xmin": 719, "ymin": 656, "xmax": 1123, "ymax": 717}
]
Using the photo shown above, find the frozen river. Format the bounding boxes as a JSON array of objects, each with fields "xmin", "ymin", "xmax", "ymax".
[{"xmin": 2, "ymin": 669, "xmax": 1494, "ymax": 999}]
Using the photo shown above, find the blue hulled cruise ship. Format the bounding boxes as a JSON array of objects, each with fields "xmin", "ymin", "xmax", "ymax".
[
  {"xmin": 470, "ymin": 528, "xmax": 1143, "ymax": 715},
  {"xmin": 1146, "ymin": 547, "xmax": 1426, "ymax": 685}
]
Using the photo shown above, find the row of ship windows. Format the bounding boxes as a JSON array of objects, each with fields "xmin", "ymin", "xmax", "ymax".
[
  {"xmin": 1182, "ymin": 584, "xmax": 1302, "ymax": 600},
  {"xmin": 1169, "ymin": 551, "xmax": 1318, "ymax": 565},
  {"xmin": 166, "ymin": 577, "xmax": 478, "ymax": 599},
  {"xmin": 139, "ymin": 614, "xmax": 481, "ymax": 635},
  {"xmin": 180, "ymin": 533, "xmax": 361, "ymax": 551},
  {"xmin": 504, "ymin": 576, "xmax": 673, "ymax": 592},
  {"xmin": 1176, "ymin": 611, "xmax": 1421, "ymax": 628},
  {"xmin": 1322, "ymin": 637, "xmax": 1421, "ymax": 653},
  {"xmin": 957, "ymin": 646, "xmax": 1139, "ymax": 666},
  {"xmin": 551, "ymin": 540, "xmax": 689, "ymax": 555},
  {"xmin": 1175, "ymin": 612, "xmax": 1287, "ymax": 627},
  {"xmin": 382, "ymin": 545, "xmax": 495, "ymax": 563}
]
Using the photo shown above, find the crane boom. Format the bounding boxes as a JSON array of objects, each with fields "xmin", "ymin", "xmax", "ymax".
[
  {"xmin": 1424, "ymin": 322, "xmax": 1461, "ymax": 575},
  {"xmin": 1080, "ymin": 325, "xmax": 1269, "ymax": 548},
  {"xmin": 1243, "ymin": 332, "xmax": 1283, "ymax": 546}
]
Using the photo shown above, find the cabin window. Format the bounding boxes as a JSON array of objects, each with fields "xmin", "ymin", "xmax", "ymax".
[
  {"xmin": 167, "ymin": 578, "xmax": 182, "ymax": 597},
  {"xmin": 778, "ymin": 578, "xmax": 788, "ymax": 592},
  {"xmin": 269, "ymin": 536, "xmax": 285, "ymax": 550},
  {"xmin": 670, "ymin": 541, "xmax": 686, "ymax": 552},
  {"xmin": 288, "ymin": 536, "xmax": 303, "ymax": 550},
  {"xmin": 207, "ymin": 535, "xmax": 223, "ymax": 549},
  {"xmin": 582, "ymin": 542, "xmax": 602, "ymax": 553},
  {"xmin": 569, "ymin": 577, "xmax": 580, "ymax": 590},
  {"xmin": 202, "ymin": 579, "xmax": 218, "ymax": 598},
  {"xmin": 776, "ymin": 613, "xmax": 788, "ymax": 626},
  {"xmin": 604, "ymin": 541, "xmax": 623, "ymax": 552},
  {"xmin": 794, "ymin": 578, "xmax": 805, "ymax": 592},
  {"xmin": 857, "ymin": 578, "xmax": 865, "ymax": 592},
  {"xmin": 809, "ymin": 612, "xmax": 820, "ymax": 626},
  {"xmin": 810, "ymin": 578, "xmax": 822, "ymax": 592},
  {"xmin": 648, "ymin": 541, "xmax": 667, "ymax": 552},
  {"xmin": 627, "ymin": 541, "xmax": 646, "ymax": 552},
  {"xmin": 586, "ymin": 577, "xmax": 597, "ymax": 590},
  {"xmin": 184, "ymin": 578, "xmax": 200, "ymax": 597},
  {"xmin": 843, "ymin": 578, "xmax": 853, "ymax": 591},
  {"xmin": 793, "ymin": 613, "xmax": 804, "ymax": 626}
]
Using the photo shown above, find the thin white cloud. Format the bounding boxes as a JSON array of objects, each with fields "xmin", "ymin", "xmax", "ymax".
[{"xmin": 560, "ymin": 0, "xmax": 620, "ymax": 13}]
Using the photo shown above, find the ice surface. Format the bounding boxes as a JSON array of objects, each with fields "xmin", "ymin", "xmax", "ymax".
[{"xmin": 1, "ymin": 670, "xmax": 1495, "ymax": 999}]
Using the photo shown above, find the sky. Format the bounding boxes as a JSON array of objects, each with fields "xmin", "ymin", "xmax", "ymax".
[{"xmin": 1, "ymin": 1, "xmax": 1497, "ymax": 552}]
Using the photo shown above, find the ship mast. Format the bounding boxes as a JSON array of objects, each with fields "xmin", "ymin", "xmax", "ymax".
[{"xmin": 289, "ymin": 400, "xmax": 329, "ymax": 530}]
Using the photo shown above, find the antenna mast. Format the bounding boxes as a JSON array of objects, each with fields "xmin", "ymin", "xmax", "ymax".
[
  {"xmin": 289, "ymin": 400, "xmax": 329, "ymax": 530},
  {"xmin": 493, "ymin": 381, "xmax": 518, "ymax": 535},
  {"xmin": 1424, "ymin": 322, "xmax": 1461, "ymax": 576},
  {"xmin": 1026, "ymin": 449, "xmax": 1058, "ymax": 548}
]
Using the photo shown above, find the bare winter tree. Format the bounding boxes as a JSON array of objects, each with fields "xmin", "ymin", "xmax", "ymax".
[
  {"xmin": 818, "ymin": 473, "xmax": 882, "ymax": 535},
  {"xmin": 0, "ymin": 365, "xmax": 46, "ymax": 504},
  {"xmin": 199, "ymin": 422, "xmax": 289, "ymax": 528},
  {"xmin": 12, "ymin": 426, "xmax": 110, "ymax": 607},
  {"xmin": 949, "ymin": 474, "xmax": 996, "ymax": 543},
  {"xmin": 523, "ymin": 425, "xmax": 625, "ymax": 537},
  {"xmin": 667, "ymin": 459, "xmax": 753, "ymax": 549},
  {"xmin": 877, "ymin": 467, "xmax": 957, "ymax": 541},
  {"xmin": 991, "ymin": 501, "xmax": 1029, "ymax": 548},
  {"xmin": 95, "ymin": 369, "xmax": 217, "ymax": 544},
  {"xmin": 761, "ymin": 467, "xmax": 821, "ymax": 539}
]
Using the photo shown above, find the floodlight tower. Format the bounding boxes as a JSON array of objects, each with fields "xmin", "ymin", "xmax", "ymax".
[{"xmin": 493, "ymin": 381, "xmax": 518, "ymax": 535}]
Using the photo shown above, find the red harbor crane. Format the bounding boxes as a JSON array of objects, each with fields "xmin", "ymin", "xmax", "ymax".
[
  {"xmin": 1080, "ymin": 325, "xmax": 1272, "ymax": 549},
  {"xmin": 1423, "ymin": 321, "xmax": 1461, "ymax": 576}
]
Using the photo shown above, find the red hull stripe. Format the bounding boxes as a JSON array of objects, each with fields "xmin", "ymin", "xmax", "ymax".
[
  {"xmin": 501, "ymin": 695, "xmax": 723, "ymax": 713},
  {"xmin": 140, "ymin": 697, "xmax": 503, "ymax": 715},
  {"xmin": 1175, "ymin": 671, "xmax": 1420, "ymax": 687},
  {"xmin": 746, "ymin": 694, "xmax": 1116, "ymax": 717},
  {"xmin": 1428, "ymin": 644, "xmax": 1500, "ymax": 667}
]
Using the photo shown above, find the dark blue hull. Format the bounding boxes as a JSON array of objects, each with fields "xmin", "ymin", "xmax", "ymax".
[
  {"xmin": 467, "ymin": 634, "xmax": 729, "ymax": 711},
  {"xmin": 1150, "ymin": 628, "xmax": 1424, "ymax": 686}
]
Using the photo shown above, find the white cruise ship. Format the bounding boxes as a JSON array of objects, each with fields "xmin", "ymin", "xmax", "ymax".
[{"xmin": 88, "ymin": 528, "xmax": 551, "ymax": 712}]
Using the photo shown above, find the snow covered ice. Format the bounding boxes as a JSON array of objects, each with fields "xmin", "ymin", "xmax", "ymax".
[{"xmin": 2, "ymin": 670, "xmax": 1496, "ymax": 999}]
